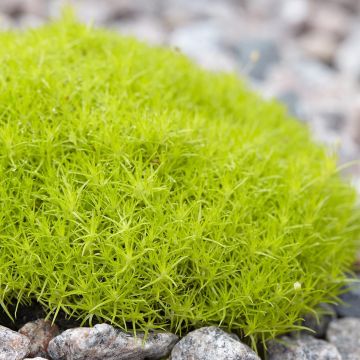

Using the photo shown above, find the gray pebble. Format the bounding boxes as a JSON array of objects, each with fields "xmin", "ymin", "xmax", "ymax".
[
  {"xmin": 327, "ymin": 317, "xmax": 360, "ymax": 360},
  {"xmin": 170, "ymin": 326, "xmax": 260, "ymax": 360},
  {"xmin": 0, "ymin": 325, "xmax": 30, "ymax": 360},
  {"xmin": 334, "ymin": 277, "xmax": 360, "ymax": 318},
  {"xmin": 48, "ymin": 323, "xmax": 178, "ymax": 360},
  {"xmin": 336, "ymin": 25, "xmax": 360, "ymax": 82},
  {"xmin": 19, "ymin": 319, "xmax": 60, "ymax": 359},
  {"xmin": 301, "ymin": 304, "xmax": 336, "ymax": 338},
  {"xmin": 267, "ymin": 334, "xmax": 342, "ymax": 360},
  {"xmin": 236, "ymin": 38, "xmax": 280, "ymax": 80}
]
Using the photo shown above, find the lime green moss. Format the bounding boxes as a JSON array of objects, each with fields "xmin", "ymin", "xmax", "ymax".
[{"xmin": 0, "ymin": 18, "xmax": 359, "ymax": 348}]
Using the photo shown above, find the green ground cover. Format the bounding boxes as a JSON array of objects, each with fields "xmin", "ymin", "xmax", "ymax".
[{"xmin": 0, "ymin": 15, "xmax": 359, "ymax": 349}]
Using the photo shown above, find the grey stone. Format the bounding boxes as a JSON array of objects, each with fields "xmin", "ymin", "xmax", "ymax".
[
  {"xmin": 48, "ymin": 323, "xmax": 178, "ymax": 360},
  {"xmin": 24, "ymin": 358, "xmax": 48, "ymax": 360},
  {"xmin": 170, "ymin": 326, "xmax": 260, "ymax": 360},
  {"xmin": 302, "ymin": 304, "xmax": 336, "ymax": 338},
  {"xmin": 19, "ymin": 319, "xmax": 60, "ymax": 359},
  {"xmin": 169, "ymin": 21, "xmax": 236, "ymax": 72},
  {"xmin": 16, "ymin": 14, "xmax": 45, "ymax": 28},
  {"xmin": 267, "ymin": 334, "xmax": 342, "ymax": 360},
  {"xmin": 336, "ymin": 26, "xmax": 360, "ymax": 81},
  {"xmin": 327, "ymin": 317, "xmax": 360, "ymax": 360},
  {"xmin": 0, "ymin": 0, "xmax": 24, "ymax": 17},
  {"xmin": 310, "ymin": 4, "xmax": 350, "ymax": 39},
  {"xmin": 280, "ymin": 0, "xmax": 310, "ymax": 32},
  {"xmin": 0, "ymin": 0, "xmax": 47, "ymax": 19},
  {"xmin": 236, "ymin": 38, "xmax": 280, "ymax": 80},
  {"xmin": 349, "ymin": 95, "xmax": 360, "ymax": 147},
  {"xmin": 292, "ymin": 59, "xmax": 337, "ymax": 88},
  {"xmin": 0, "ymin": 325, "xmax": 30, "ymax": 360},
  {"xmin": 299, "ymin": 31, "xmax": 338, "ymax": 65},
  {"xmin": 111, "ymin": 16, "xmax": 166, "ymax": 45},
  {"xmin": 334, "ymin": 277, "xmax": 360, "ymax": 318},
  {"xmin": 0, "ymin": 13, "xmax": 13, "ymax": 29},
  {"xmin": 277, "ymin": 91, "xmax": 303, "ymax": 119}
]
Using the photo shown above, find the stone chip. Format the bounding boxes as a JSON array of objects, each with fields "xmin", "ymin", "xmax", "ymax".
[
  {"xmin": 0, "ymin": 325, "xmax": 30, "ymax": 360},
  {"xmin": 48, "ymin": 323, "xmax": 178, "ymax": 360},
  {"xmin": 170, "ymin": 326, "xmax": 260, "ymax": 360}
]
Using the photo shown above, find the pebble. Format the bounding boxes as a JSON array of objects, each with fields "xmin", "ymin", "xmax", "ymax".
[
  {"xmin": 267, "ymin": 334, "xmax": 342, "ymax": 360},
  {"xmin": 0, "ymin": 0, "xmax": 24, "ymax": 17},
  {"xmin": 280, "ymin": 0, "xmax": 310, "ymax": 32},
  {"xmin": 112, "ymin": 16, "xmax": 166, "ymax": 45},
  {"xmin": 277, "ymin": 91, "xmax": 303, "ymax": 119},
  {"xmin": 235, "ymin": 38, "xmax": 280, "ymax": 80},
  {"xmin": 48, "ymin": 323, "xmax": 178, "ymax": 360},
  {"xmin": 334, "ymin": 276, "xmax": 360, "ymax": 318},
  {"xmin": 336, "ymin": 25, "xmax": 360, "ymax": 81},
  {"xmin": 71, "ymin": 0, "xmax": 115, "ymax": 25},
  {"xmin": 169, "ymin": 21, "xmax": 236, "ymax": 71},
  {"xmin": 301, "ymin": 304, "xmax": 336, "ymax": 338},
  {"xmin": 0, "ymin": 325, "xmax": 30, "ymax": 360},
  {"xmin": 299, "ymin": 31, "xmax": 338, "ymax": 65},
  {"xmin": 16, "ymin": 14, "xmax": 45, "ymax": 29},
  {"xmin": 170, "ymin": 326, "xmax": 260, "ymax": 360},
  {"xmin": 0, "ymin": 13, "xmax": 13, "ymax": 29},
  {"xmin": 349, "ymin": 96, "xmax": 360, "ymax": 147},
  {"xmin": 327, "ymin": 317, "xmax": 360, "ymax": 360},
  {"xmin": 310, "ymin": 4, "xmax": 350, "ymax": 40},
  {"xmin": 18, "ymin": 319, "xmax": 60, "ymax": 359}
]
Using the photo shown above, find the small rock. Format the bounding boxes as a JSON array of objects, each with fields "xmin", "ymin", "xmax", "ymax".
[
  {"xmin": 327, "ymin": 317, "xmax": 360, "ymax": 360},
  {"xmin": 170, "ymin": 326, "xmax": 260, "ymax": 360},
  {"xmin": 277, "ymin": 91, "xmax": 304, "ymax": 119},
  {"xmin": 299, "ymin": 31, "xmax": 338, "ymax": 64},
  {"xmin": 24, "ymin": 358, "xmax": 48, "ymax": 360},
  {"xmin": 293, "ymin": 59, "xmax": 337, "ymax": 88},
  {"xmin": 163, "ymin": 0, "xmax": 240, "ymax": 29},
  {"xmin": 72, "ymin": 0, "xmax": 114, "ymax": 25},
  {"xmin": 22, "ymin": 0, "xmax": 49, "ymax": 18},
  {"xmin": 280, "ymin": 0, "xmax": 310, "ymax": 32},
  {"xmin": 236, "ymin": 38, "xmax": 280, "ymax": 80},
  {"xmin": 267, "ymin": 334, "xmax": 342, "ymax": 359},
  {"xmin": 0, "ymin": 13, "xmax": 13, "ymax": 29},
  {"xmin": 16, "ymin": 14, "xmax": 45, "ymax": 29},
  {"xmin": 311, "ymin": 4, "xmax": 350, "ymax": 39},
  {"xmin": 112, "ymin": 16, "xmax": 166, "ymax": 45},
  {"xmin": 334, "ymin": 276, "xmax": 360, "ymax": 317},
  {"xmin": 0, "ymin": 325, "xmax": 30, "ymax": 360},
  {"xmin": 169, "ymin": 21, "xmax": 236, "ymax": 71},
  {"xmin": 244, "ymin": 0, "xmax": 281, "ymax": 18},
  {"xmin": 48, "ymin": 323, "xmax": 178, "ymax": 360},
  {"xmin": 301, "ymin": 304, "xmax": 336, "ymax": 338},
  {"xmin": 19, "ymin": 319, "xmax": 60, "ymax": 359},
  {"xmin": 336, "ymin": 25, "xmax": 360, "ymax": 81},
  {"xmin": 0, "ymin": 0, "xmax": 24, "ymax": 18},
  {"xmin": 349, "ymin": 95, "xmax": 360, "ymax": 146},
  {"xmin": 328, "ymin": 0, "xmax": 360, "ymax": 11}
]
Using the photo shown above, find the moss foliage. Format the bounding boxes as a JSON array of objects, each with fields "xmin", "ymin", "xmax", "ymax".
[{"xmin": 0, "ymin": 17, "xmax": 359, "ymax": 347}]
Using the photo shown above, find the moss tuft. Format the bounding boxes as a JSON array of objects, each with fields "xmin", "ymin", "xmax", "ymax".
[{"xmin": 0, "ymin": 19, "xmax": 359, "ymax": 348}]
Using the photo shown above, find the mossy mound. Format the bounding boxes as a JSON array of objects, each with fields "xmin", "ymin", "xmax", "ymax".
[{"xmin": 0, "ymin": 18, "xmax": 358, "ymax": 347}]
